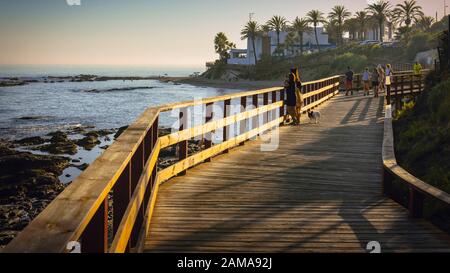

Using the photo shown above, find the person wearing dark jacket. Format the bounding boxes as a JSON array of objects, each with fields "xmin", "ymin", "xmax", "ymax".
[{"xmin": 284, "ymin": 68, "xmax": 302, "ymax": 125}]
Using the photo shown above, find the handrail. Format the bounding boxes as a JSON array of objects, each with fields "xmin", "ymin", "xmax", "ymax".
[
  {"xmin": 382, "ymin": 105, "xmax": 450, "ymax": 218},
  {"xmin": 0, "ymin": 74, "xmax": 342, "ymax": 253}
]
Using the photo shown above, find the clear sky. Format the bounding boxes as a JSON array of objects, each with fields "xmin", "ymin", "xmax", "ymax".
[{"xmin": 0, "ymin": 0, "xmax": 445, "ymax": 67}]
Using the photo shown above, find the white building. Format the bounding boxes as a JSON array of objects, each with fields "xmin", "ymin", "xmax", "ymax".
[{"xmin": 228, "ymin": 28, "xmax": 332, "ymax": 66}]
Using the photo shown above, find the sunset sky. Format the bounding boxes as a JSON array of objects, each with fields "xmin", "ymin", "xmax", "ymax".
[{"xmin": 0, "ymin": 0, "xmax": 446, "ymax": 67}]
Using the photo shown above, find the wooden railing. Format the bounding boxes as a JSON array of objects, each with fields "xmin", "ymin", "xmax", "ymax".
[
  {"xmin": 387, "ymin": 72, "xmax": 428, "ymax": 107},
  {"xmin": 3, "ymin": 75, "xmax": 340, "ymax": 253},
  {"xmin": 339, "ymin": 69, "xmax": 429, "ymax": 95},
  {"xmin": 382, "ymin": 105, "xmax": 450, "ymax": 217}
]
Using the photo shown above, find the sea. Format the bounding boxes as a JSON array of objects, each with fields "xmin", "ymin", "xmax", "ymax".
[{"xmin": 0, "ymin": 65, "xmax": 242, "ymax": 183}]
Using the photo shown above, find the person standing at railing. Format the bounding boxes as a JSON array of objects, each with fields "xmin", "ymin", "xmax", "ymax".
[
  {"xmin": 385, "ymin": 64, "xmax": 394, "ymax": 104},
  {"xmin": 294, "ymin": 68, "xmax": 303, "ymax": 124},
  {"xmin": 284, "ymin": 68, "xmax": 300, "ymax": 125},
  {"xmin": 345, "ymin": 66, "xmax": 354, "ymax": 96},
  {"xmin": 362, "ymin": 67, "xmax": 371, "ymax": 96},
  {"xmin": 413, "ymin": 61, "xmax": 422, "ymax": 75}
]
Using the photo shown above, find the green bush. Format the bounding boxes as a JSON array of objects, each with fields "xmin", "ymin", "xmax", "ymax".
[
  {"xmin": 394, "ymin": 77, "xmax": 450, "ymax": 194},
  {"xmin": 405, "ymin": 32, "xmax": 433, "ymax": 60},
  {"xmin": 330, "ymin": 53, "xmax": 368, "ymax": 73}
]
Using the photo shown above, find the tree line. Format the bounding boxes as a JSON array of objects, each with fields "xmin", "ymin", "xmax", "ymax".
[{"xmin": 215, "ymin": 0, "xmax": 433, "ymax": 63}]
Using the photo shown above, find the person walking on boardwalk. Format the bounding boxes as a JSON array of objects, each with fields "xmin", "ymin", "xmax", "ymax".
[
  {"xmin": 377, "ymin": 65, "xmax": 385, "ymax": 94},
  {"xmin": 284, "ymin": 68, "xmax": 301, "ymax": 125},
  {"xmin": 385, "ymin": 64, "xmax": 394, "ymax": 104},
  {"xmin": 362, "ymin": 67, "xmax": 371, "ymax": 96},
  {"xmin": 345, "ymin": 66, "xmax": 354, "ymax": 96},
  {"xmin": 372, "ymin": 67, "xmax": 380, "ymax": 98}
]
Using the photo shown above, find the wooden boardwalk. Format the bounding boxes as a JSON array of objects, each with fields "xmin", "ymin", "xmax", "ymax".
[{"xmin": 144, "ymin": 94, "xmax": 450, "ymax": 253}]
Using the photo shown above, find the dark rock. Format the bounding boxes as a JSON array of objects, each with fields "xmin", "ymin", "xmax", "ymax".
[
  {"xmin": 35, "ymin": 131, "xmax": 78, "ymax": 155},
  {"xmin": 99, "ymin": 145, "xmax": 109, "ymax": 150},
  {"xmin": 76, "ymin": 135, "xmax": 100, "ymax": 150},
  {"xmin": 71, "ymin": 159, "xmax": 80, "ymax": 163},
  {"xmin": 74, "ymin": 163, "xmax": 89, "ymax": 171},
  {"xmin": 37, "ymin": 141, "xmax": 78, "ymax": 155},
  {"xmin": 0, "ymin": 144, "xmax": 70, "ymax": 245},
  {"xmin": 14, "ymin": 136, "xmax": 46, "ymax": 146}
]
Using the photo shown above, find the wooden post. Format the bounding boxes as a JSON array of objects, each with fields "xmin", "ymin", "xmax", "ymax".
[
  {"xmin": 179, "ymin": 107, "xmax": 188, "ymax": 174},
  {"xmin": 409, "ymin": 187, "xmax": 424, "ymax": 218},
  {"xmin": 252, "ymin": 94, "xmax": 258, "ymax": 135},
  {"xmin": 151, "ymin": 118, "xmax": 158, "ymax": 187},
  {"xmin": 239, "ymin": 97, "xmax": 246, "ymax": 146},
  {"xmin": 130, "ymin": 141, "xmax": 145, "ymax": 247},
  {"xmin": 223, "ymin": 99, "xmax": 231, "ymax": 153},
  {"xmin": 263, "ymin": 92, "xmax": 269, "ymax": 126},
  {"xmin": 279, "ymin": 90, "xmax": 285, "ymax": 125},
  {"xmin": 204, "ymin": 102, "xmax": 213, "ymax": 162},
  {"xmin": 271, "ymin": 91, "xmax": 277, "ymax": 122},
  {"xmin": 113, "ymin": 163, "xmax": 131, "ymax": 251},
  {"xmin": 82, "ymin": 198, "xmax": 108, "ymax": 253}
]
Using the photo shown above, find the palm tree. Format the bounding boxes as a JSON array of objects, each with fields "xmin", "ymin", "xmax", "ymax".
[
  {"xmin": 290, "ymin": 17, "xmax": 312, "ymax": 55},
  {"xmin": 366, "ymin": 0, "xmax": 392, "ymax": 42},
  {"xmin": 415, "ymin": 15, "xmax": 435, "ymax": 31},
  {"xmin": 328, "ymin": 5, "xmax": 351, "ymax": 46},
  {"xmin": 266, "ymin": 15, "xmax": 288, "ymax": 48},
  {"xmin": 241, "ymin": 21, "xmax": 260, "ymax": 65},
  {"xmin": 214, "ymin": 32, "xmax": 236, "ymax": 62},
  {"xmin": 344, "ymin": 18, "xmax": 358, "ymax": 40},
  {"xmin": 392, "ymin": 0, "xmax": 423, "ymax": 29},
  {"xmin": 306, "ymin": 10, "xmax": 326, "ymax": 52},
  {"xmin": 354, "ymin": 11, "xmax": 369, "ymax": 40}
]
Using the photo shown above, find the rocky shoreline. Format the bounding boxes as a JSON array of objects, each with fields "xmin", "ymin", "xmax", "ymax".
[{"xmin": 0, "ymin": 125, "xmax": 202, "ymax": 248}]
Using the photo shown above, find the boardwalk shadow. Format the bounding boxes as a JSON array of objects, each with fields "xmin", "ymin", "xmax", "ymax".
[{"xmin": 146, "ymin": 95, "xmax": 448, "ymax": 253}]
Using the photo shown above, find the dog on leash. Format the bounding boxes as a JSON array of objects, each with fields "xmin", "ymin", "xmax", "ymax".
[{"xmin": 307, "ymin": 109, "xmax": 321, "ymax": 124}]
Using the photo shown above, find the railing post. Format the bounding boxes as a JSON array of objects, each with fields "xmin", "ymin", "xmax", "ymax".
[
  {"xmin": 279, "ymin": 90, "xmax": 285, "ymax": 125},
  {"xmin": 130, "ymin": 140, "xmax": 145, "ymax": 248},
  {"xmin": 81, "ymin": 198, "xmax": 108, "ymax": 253},
  {"xmin": 239, "ymin": 97, "xmax": 246, "ymax": 146},
  {"xmin": 179, "ymin": 107, "xmax": 188, "ymax": 174},
  {"xmin": 263, "ymin": 92, "xmax": 269, "ymax": 126},
  {"xmin": 252, "ymin": 94, "xmax": 258, "ymax": 136},
  {"xmin": 223, "ymin": 99, "xmax": 231, "ymax": 153},
  {"xmin": 271, "ymin": 91, "xmax": 277, "ymax": 122},
  {"xmin": 151, "ymin": 118, "xmax": 158, "ymax": 186},
  {"xmin": 204, "ymin": 102, "xmax": 213, "ymax": 162},
  {"xmin": 409, "ymin": 187, "xmax": 424, "ymax": 218},
  {"xmin": 113, "ymin": 163, "xmax": 131, "ymax": 252}
]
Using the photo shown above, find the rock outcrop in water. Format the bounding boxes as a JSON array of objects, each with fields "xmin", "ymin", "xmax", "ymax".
[
  {"xmin": 0, "ymin": 141, "xmax": 70, "ymax": 246},
  {"xmin": 36, "ymin": 131, "xmax": 78, "ymax": 155}
]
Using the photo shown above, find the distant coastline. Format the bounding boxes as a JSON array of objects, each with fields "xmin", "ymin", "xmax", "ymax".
[{"xmin": 1, "ymin": 73, "xmax": 281, "ymax": 90}]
